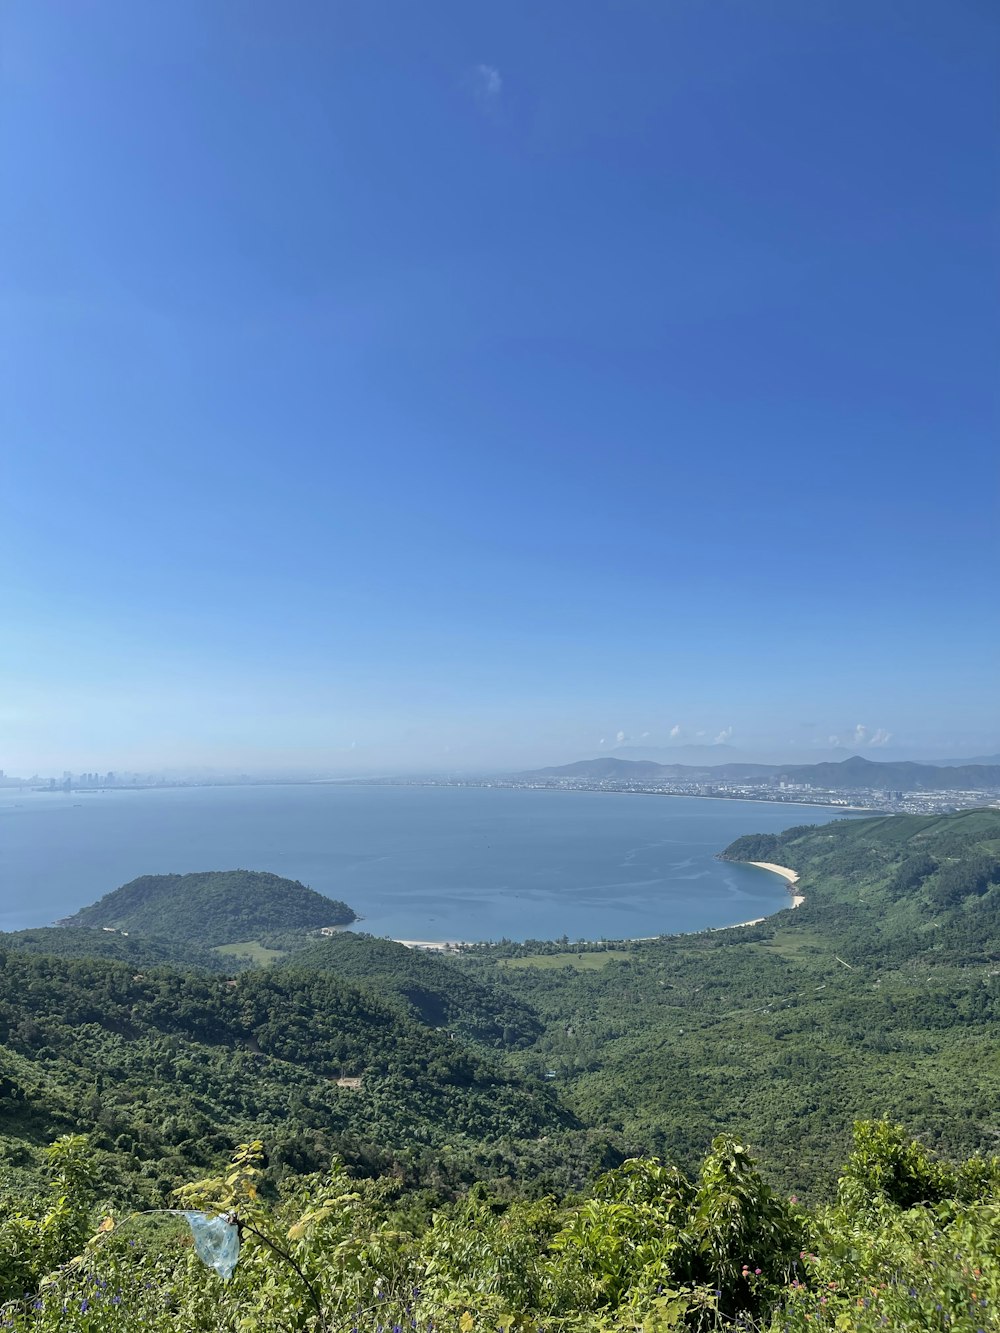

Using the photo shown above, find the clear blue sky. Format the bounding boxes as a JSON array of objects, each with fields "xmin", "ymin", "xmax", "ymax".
[{"xmin": 2, "ymin": 1, "xmax": 998, "ymax": 773}]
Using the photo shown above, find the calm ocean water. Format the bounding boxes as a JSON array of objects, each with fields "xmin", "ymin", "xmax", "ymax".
[{"xmin": 0, "ymin": 784, "xmax": 850, "ymax": 941}]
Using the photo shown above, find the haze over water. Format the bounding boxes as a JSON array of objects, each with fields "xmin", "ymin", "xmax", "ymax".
[{"xmin": 0, "ymin": 784, "xmax": 851, "ymax": 941}]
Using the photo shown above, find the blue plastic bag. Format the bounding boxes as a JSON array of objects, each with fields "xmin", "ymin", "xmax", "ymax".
[{"xmin": 183, "ymin": 1211, "xmax": 240, "ymax": 1281}]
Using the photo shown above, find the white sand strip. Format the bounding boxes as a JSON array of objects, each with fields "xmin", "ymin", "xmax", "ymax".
[
  {"xmin": 714, "ymin": 916, "xmax": 767, "ymax": 931},
  {"xmin": 747, "ymin": 861, "xmax": 804, "ymax": 908},
  {"xmin": 394, "ymin": 939, "xmax": 468, "ymax": 951}
]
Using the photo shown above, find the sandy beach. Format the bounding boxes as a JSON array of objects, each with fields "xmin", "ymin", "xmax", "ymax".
[
  {"xmin": 394, "ymin": 939, "xmax": 468, "ymax": 952},
  {"xmin": 715, "ymin": 915, "xmax": 767, "ymax": 930},
  {"xmin": 747, "ymin": 861, "xmax": 805, "ymax": 908}
]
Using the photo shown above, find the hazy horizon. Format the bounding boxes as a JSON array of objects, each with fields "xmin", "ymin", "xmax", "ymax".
[
  {"xmin": 7, "ymin": 737, "xmax": 1000, "ymax": 783},
  {"xmin": 3, "ymin": 2, "xmax": 997, "ymax": 779}
]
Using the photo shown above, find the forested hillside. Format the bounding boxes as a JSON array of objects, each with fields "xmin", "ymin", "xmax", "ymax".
[
  {"xmin": 61, "ymin": 869, "xmax": 356, "ymax": 945},
  {"xmin": 0, "ymin": 949, "xmax": 585, "ymax": 1204},
  {"xmin": 281, "ymin": 932, "xmax": 542, "ymax": 1047},
  {"xmin": 2, "ymin": 810, "xmax": 999, "ymax": 1328},
  {"xmin": 2, "ymin": 926, "xmax": 228, "ymax": 973},
  {"xmin": 3, "ymin": 810, "xmax": 999, "ymax": 1203},
  {"xmin": 458, "ymin": 808, "xmax": 1000, "ymax": 1193}
]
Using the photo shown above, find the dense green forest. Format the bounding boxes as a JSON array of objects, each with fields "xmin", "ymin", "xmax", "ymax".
[
  {"xmin": 61, "ymin": 870, "xmax": 356, "ymax": 945},
  {"xmin": 2, "ymin": 926, "xmax": 229, "ymax": 973},
  {"xmin": 1, "ymin": 808, "xmax": 999, "ymax": 1328},
  {"xmin": 0, "ymin": 948, "xmax": 592, "ymax": 1205},
  {"xmin": 280, "ymin": 932, "xmax": 543, "ymax": 1047}
]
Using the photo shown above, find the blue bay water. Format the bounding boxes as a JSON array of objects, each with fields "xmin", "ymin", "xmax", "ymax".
[{"xmin": 0, "ymin": 784, "xmax": 850, "ymax": 941}]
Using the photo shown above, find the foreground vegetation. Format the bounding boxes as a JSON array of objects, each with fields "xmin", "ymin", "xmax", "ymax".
[{"xmin": 2, "ymin": 1122, "xmax": 998, "ymax": 1331}]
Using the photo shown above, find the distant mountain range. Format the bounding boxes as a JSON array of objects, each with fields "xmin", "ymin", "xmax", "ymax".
[
  {"xmin": 522, "ymin": 754, "xmax": 1000, "ymax": 792},
  {"xmin": 601, "ymin": 744, "xmax": 1000, "ymax": 767}
]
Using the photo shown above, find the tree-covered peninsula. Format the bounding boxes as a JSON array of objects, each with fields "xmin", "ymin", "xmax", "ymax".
[{"xmin": 59, "ymin": 869, "xmax": 356, "ymax": 947}]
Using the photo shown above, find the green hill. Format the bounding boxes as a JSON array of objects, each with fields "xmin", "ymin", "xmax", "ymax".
[
  {"xmin": 281, "ymin": 931, "xmax": 543, "ymax": 1047},
  {"xmin": 59, "ymin": 869, "xmax": 356, "ymax": 947},
  {"xmin": 0, "ymin": 945, "xmax": 584, "ymax": 1205}
]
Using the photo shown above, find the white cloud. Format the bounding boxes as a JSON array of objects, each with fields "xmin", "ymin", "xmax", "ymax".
[
  {"xmin": 468, "ymin": 63, "xmax": 502, "ymax": 109},
  {"xmin": 669, "ymin": 724, "xmax": 682, "ymax": 739},
  {"xmin": 616, "ymin": 729, "xmax": 627, "ymax": 743},
  {"xmin": 830, "ymin": 723, "xmax": 892, "ymax": 749},
  {"xmin": 640, "ymin": 731, "xmax": 650, "ymax": 739},
  {"xmin": 714, "ymin": 726, "xmax": 734, "ymax": 744},
  {"xmin": 598, "ymin": 737, "xmax": 606, "ymax": 747}
]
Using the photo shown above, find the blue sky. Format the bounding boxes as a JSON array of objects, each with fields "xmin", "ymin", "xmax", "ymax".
[{"xmin": 3, "ymin": 0, "xmax": 998, "ymax": 773}]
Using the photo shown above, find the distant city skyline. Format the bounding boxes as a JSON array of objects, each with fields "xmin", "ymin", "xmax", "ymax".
[{"xmin": 3, "ymin": 2, "xmax": 997, "ymax": 778}]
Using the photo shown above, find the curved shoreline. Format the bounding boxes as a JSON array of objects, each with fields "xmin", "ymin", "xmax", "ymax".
[
  {"xmin": 395, "ymin": 862, "xmax": 805, "ymax": 949},
  {"xmin": 746, "ymin": 860, "xmax": 805, "ymax": 909}
]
